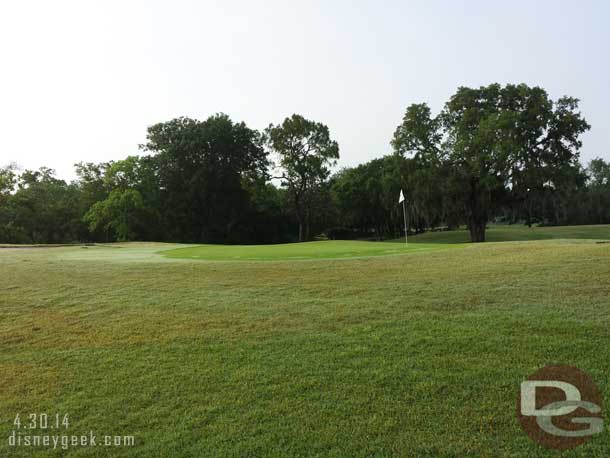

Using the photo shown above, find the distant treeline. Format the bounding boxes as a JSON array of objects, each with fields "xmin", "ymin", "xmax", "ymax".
[{"xmin": 1, "ymin": 83, "xmax": 609, "ymax": 244}]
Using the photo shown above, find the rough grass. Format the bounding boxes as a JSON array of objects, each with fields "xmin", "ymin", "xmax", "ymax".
[{"xmin": 1, "ymin": 226, "xmax": 610, "ymax": 457}]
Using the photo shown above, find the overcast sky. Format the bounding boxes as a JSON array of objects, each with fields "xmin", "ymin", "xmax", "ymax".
[{"xmin": 0, "ymin": 0, "xmax": 608, "ymax": 180}]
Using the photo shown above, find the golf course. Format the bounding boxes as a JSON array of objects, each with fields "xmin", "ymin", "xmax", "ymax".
[{"xmin": 1, "ymin": 224, "xmax": 610, "ymax": 457}]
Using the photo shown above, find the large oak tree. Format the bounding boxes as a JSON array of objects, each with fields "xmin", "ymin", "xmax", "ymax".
[
  {"xmin": 392, "ymin": 83, "xmax": 590, "ymax": 242},
  {"xmin": 143, "ymin": 114, "xmax": 269, "ymax": 242}
]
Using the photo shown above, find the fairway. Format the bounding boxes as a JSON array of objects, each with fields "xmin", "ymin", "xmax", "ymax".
[
  {"xmin": 2, "ymin": 225, "xmax": 610, "ymax": 457},
  {"xmin": 397, "ymin": 223, "xmax": 610, "ymax": 244},
  {"xmin": 162, "ymin": 240, "xmax": 460, "ymax": 261}
]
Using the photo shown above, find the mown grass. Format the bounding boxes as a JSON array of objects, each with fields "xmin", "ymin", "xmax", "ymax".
[
  {"xmin": 403, "ymin": 223, "xmax": 610, "ymax": 244},
  {"xmin": 162, "ymin": 241, "xmax": 461, "ymax": 261},
  {"xmin": 162, "ymin": 224, "xmax": 610, "ymax": 262},
  {"xmin": 1, "ymin": 226, "xmax": 610, "ymax": 457}
]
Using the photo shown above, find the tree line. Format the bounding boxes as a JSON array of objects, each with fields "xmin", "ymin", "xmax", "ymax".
[{"xmin": 1, "ymin": 83, "xmax": 608, "ymax": 245}]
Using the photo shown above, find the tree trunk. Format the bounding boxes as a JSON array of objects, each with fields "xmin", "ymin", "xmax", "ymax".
[
  {"xmin": 468, "ymin": 219, "xmax": 486, "ymax": 242},
  {"xmin": 468, "ymin": 178, "xmax": 487, "ymax": 242},
  {"xmin": 294, "ymin": 195, "xmax": 304, "ymax": 242}
]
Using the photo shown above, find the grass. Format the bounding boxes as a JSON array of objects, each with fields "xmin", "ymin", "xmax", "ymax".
[
  {"xmin": 401, "ymin": 223, "xmax": 610, "ymax": 244},
  {"xmin": 1, "ymin": 225, "xmax": 610, "ymax": 457},
  {"xmin": 162, "ymin": 240, "xmax": 461, "ymax": 261},
  {"xmin": 162, "ymin": 225, "xmax": 610, "ymax": 262}
]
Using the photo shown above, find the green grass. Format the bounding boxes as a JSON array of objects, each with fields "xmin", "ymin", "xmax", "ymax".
[
  {"xmin": 162, "ymin": 224, "xmax": 610, "ymax": 262},
  {"xmin": 162, "ymin": 240, "xmax": 461, "ymax": 261},
  {"xmin": 402, "ymin": 223, "xmax": 610, "ymax": 244},
  {"xmin": 1, "ymin": 225, "xmax": 610, "ymax": 457}
]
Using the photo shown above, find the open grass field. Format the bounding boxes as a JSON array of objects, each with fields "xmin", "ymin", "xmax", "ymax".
[{"xmin": 1, "ymin": 225, "xmax": 610, "ymax": 457}]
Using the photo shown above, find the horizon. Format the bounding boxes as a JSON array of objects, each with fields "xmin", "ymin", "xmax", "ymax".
[{"xmin": 1, "ymin": 0, "xmax": 608, "ymax": 181}]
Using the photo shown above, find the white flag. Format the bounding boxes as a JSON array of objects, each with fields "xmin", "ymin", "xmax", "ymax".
[{"xmin": 399, "ymin": 189, "xmax": 405, "ymax": 204}]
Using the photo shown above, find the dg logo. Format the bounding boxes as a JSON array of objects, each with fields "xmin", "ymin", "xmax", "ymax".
[{"xmin": 517, "ymin": 365, "xmax": 604, "ymax": 449}]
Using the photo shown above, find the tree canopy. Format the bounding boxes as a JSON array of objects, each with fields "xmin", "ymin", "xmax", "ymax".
[
  {"xmin": 142, "ymin": 114, "xmax": 270, "ymax": 242},
  {"xmin": 264, "ymin": 114, "xmax": 339, "ymax": 241},
  {"xmin": 0, "ymin": 85, "xmax": 606, "ymax": 245},
  {"xmin": 392, "ymin": 83, "xmax": 590, "ymax": 242}
]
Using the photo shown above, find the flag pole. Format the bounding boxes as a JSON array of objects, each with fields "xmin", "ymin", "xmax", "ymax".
[{"xmin": 402, "ymin": 199, "xmax": 408, "ymax": 246}]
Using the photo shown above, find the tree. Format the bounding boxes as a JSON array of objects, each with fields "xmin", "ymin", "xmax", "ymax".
[
  {"xmin": 75, "ymin": 157, "xmax": 163, "ymax": 242},
  {"xmin": 0, "ymin": 163, "xmax": 17, "ymax": 198},
  {"xmin": 142, "ymin": 114, "xmax": 269, "ymax": 242},
  {"xmin": 240, "ymin": 178, "xmax": 295, "ymax": 243},
  {"xmin": 74, "ymin": 161, "xmax": 111, "ymax": 204},
  {"xmin": 588, "ymin": 158, "xmax": 610, "ymax": 187},
  {"xmin": 332, "ymin": 156, "xmax": 402, "ymax": 238},
  {"xmin": 7, "ymin": 168, "xmax": 87, "ymax": 243},
  {"xmin": 330, "ymin": 154, "xmax": 449, "ymax": 239},
  {"xmin": 392, "ymin": 84, "xmax": 590, "ymax": 242},
  {"xmin": 84, "ymin": 188, "xmax": 146, "ymax": 241},
  {"xmin": 0, "ymin": 164, "xmax": 29, "ymax": 243},
  {"xmin": 264, "ymin": 114, "xmax": 339, "ymax": 241},
  {"xmin": 583, "ymin": 158, "xmax": 610, "ymax": 224}
]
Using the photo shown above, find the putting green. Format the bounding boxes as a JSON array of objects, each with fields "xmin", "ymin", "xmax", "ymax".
[{"xmin": 161, "ymin": 240, "xmax": 462, "ymax": 261}]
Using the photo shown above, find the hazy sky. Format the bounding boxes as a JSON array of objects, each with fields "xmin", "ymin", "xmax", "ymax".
[{"xmin": 0, "ymin": 0, "xmax": 608, "ymax": 180}]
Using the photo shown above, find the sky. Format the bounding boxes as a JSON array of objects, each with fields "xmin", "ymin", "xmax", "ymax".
[{"xmin": 0, "ymin": 0, "xmax": 608, "ymax": 181}]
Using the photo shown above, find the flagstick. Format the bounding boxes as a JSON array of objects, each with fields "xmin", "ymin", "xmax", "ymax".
[{"xmin": 402, "ymin": 199, "xmax": 408, "ymax": 246}]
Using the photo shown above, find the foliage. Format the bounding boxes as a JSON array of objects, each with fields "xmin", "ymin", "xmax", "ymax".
[
  {"xmin": 84, "ymin": 188, "xmax": 147, "ymax": 241},
  {"xmin": 392, "ymin": 83, "xmax": 590, "ymax": 242},
  {"xmin": 264, "ymin": 114, "xmax": 339, "ymax": 241},
  {"xmin": 0, "ymin": 167, "xmax": 87, "ymax": 243},
  {"xmin": 143, "ymin": 114, "xmax": 270, "ymax": 243},
  {"xmin": 0, "ymin": 89, "xmax": 608, "ymax": 245}
]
